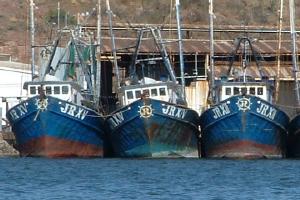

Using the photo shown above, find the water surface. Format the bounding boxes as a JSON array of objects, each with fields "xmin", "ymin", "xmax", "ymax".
[{"xmin": 0, "ymin": 158, "xmax": 299, "ymax": 199}]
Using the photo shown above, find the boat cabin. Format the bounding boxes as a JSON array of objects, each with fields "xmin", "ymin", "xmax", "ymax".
[
  {"xmin": 122, "ymin": 84, "xmax": 169, "ymax": 105},
  {"xmin": 119, "ymin": 82, "xmax": 179, "ymax": 106},
  {"xmin": 23, "ymin": 81, "xmax": 83, "ymax": 104},
  {"xmin": 217, "ymin": 82, "xmax": 272, "ymax": 102}
]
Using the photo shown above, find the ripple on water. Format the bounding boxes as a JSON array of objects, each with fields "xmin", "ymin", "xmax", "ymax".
[{"xmin": 0, "ymin": 158, "xmax": 299, "ymax": 199}]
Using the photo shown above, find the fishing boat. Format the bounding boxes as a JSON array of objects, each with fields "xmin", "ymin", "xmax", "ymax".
[
  {"xmin": 104, "ymin": 0, "xmax": 199, "ymax": 158},
  {"xmin": 199, "ymin": 37, "xmax": 289, "ymax": 159},
  {"xmin": 287, "ymin": 116, "xmax": 300, "ymax": 157},
  {"xmin": 6, "ymin": 1, "xmax": 108, "ymax": 157},
  {"xmin": 286, "ymin": 0, "xmax": 300, "ymax": 158},
  {"xmin": 7, "ymin": 78, "xmax": 107, "ymax": 157},
  {"xmin": 105, "ymin": 25, "xmax": 199, "ymax": 158}
]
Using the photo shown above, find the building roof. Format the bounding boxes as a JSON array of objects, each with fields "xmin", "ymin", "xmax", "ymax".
[
  {"xmin": 214, "ymin": 65, "xmax": 295, "ymax": 80},
  {"xmin": 100, "ymin": 38, "xmax": 296, "ymax": 55},
  {"xmin": 100, "ymin": 37, "xmax": 297, "ymax": 80}
]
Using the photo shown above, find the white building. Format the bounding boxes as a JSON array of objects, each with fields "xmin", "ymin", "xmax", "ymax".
[{"xmin": 0, "ymin": 61, "xmax": 34, "ymax": 128}]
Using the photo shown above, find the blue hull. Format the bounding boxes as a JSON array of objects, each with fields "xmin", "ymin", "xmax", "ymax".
[
  {"xmin": 106, "ymin": 98, "xmax": 200, "ymax": 158},
  {"xmin": 6, "ymin": 96, "xmax": 108, "ymax": 157},
  {"xmin": 199, "ymin": 95, "xmax": 289, "ymax": 158},
  {"xmin": 287, "ymin": 115, "xmax": 300, "ymax": 157}
]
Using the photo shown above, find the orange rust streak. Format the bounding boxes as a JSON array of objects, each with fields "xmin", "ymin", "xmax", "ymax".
[{"xmin": 205, "ymin": 140, "xmax": 283, "ymax": 159}]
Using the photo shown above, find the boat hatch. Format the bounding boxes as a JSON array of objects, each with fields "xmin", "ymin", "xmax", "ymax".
[
  {"xmin": 124, "ymin": 86, "xmax": 169, "ymax": 105},
  {"xmin": 221, "ymin": 85, "xmax": 267, "ymax": 101},
  {"xmin": 28, "ymin": 84, "xmax": 73, "ymax": 101}
]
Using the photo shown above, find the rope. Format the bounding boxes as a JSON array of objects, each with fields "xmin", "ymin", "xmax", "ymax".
[
  {"xmin": 274, "ymin": 102, "xmax": 300, "ymax": 109},
  {"xmin": 105, "ymin": 106, "xmax": 132, "ymax": 117}
]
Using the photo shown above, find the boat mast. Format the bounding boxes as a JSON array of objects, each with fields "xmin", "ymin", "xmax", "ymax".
[
  {"xmin": 95, "ymin": 0, "xmax": 102, "ymax": 108},
  {"xmin": 289, "ymin": 0, "xmax": 300, "ymax": 106},
  {"xmin": 42, "ymin": 35, "xmax": 60, "ymax": 80},
  {"xmin": 30, "ymin": 0, "xmax": 35, "ymax": 80},
  {"xmin": 150, "ymin": 27, "xmax": 177, "ymax": 83},
  {"xmin": 129, "ymin": 29, "xmax": 144, "ymax": 81},
  {"xmin": 209, "ymin": 0, "xmax": 215, "ymax": 103},
  {"xmin": 275, "ymin": 0, "xmax": 284, "ymax": 103},
  {"xmin": 57, "ymin": 2, "xmax": 60, "ymax": 30},
  {"xmin": 106, "ymin": 0, "xmax": 120, "ymax": 88},
  {"xmin": 175, "ymin": 0, "xmax": 186, "ymax": 100}
]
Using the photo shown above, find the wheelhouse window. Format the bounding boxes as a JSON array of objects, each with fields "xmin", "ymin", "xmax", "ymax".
[
  {"xmin": 257, "ymin": 87, "xmax": 263, "ymax": 95},
  {"xmin": 126, "ymin": 91, "xmax": 134, "ymax": 100},
  {"xmin": 45, "ymin": 86, "xmax": 52, "ymax": 94},
  {"xmin": 159, "ymin": 88, "xmax": 166, "ymax": 96},
  {"xmin": 250, "ymin": 87, "xmax": 255, "ymax": 95},
  {"xmin": 151, "ymin": 88, "xmax": 158, "ymax": 96},
  {"xmin": 29, "ymin": 86, "xmax": 36, "ymax": 95},
  {"xmin": 135, "ymin": 90, "xmax": 141, "ymax": 99},
  {"xmin": 241, "ymin": 87, "xmax": 247, "ymax": 95},
  {"xmin": 54, "ymin": 86, "xmax": 60, "ymax": 94},
  {"xmin": 225, "ymin": 87, "xmax": 231, "ymax": 95},
  {"xmin": 142, "ymin": 89, "xmax": 150, "ymax": 96},
  {"xmin": 62, "ymin": 86, "xmax": 69, "ymax": 94},
  {"xmin": 233, "ymin": 87, "xmax": 239, "ymax": 95}
]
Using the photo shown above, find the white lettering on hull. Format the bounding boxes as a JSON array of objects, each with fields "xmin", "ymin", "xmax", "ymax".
[
  {"xmin": 9, "ymin": 103, "xmax": 28, "ymax": 121},
  {"xmin": 162, "ymin": 105, "xmax": 187, "ymax": 119},
  {"xmin": 210, "ymin": 99, "xmax": 277, "ymax": 121},
  {"xmin": 256, "ymin": 101, "xmax": 277, "ymax": 120},
  {"xmin": 108, "ymin": 112, "xmax": 124, "ymax": 129},
  {"xmin": 212, "ymin": 102, "xmax": 231, "ymax": 119},
  {"xmin": 60, "ymin": 103, "xmax": 89, "ymax": 120}
]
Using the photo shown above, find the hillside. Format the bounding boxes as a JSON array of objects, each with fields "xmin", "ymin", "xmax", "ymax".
[{"xmin": 0, "ymin": 0, "xmax": 299, "ymax": 63}]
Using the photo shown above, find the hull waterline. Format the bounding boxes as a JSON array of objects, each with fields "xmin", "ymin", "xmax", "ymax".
[
  {"xmin": 7, "ymin": 96, "xmax": 108, "ymax": 158},
  {"xmin": 199, "ymin": 95, "xmax": 289, "ymax": 159},
  {"xmin": 106, "ymin": 98, "xmax": 200, "ymax": 158}
]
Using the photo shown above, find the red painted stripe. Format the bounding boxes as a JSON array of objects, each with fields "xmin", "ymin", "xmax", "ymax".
[{"xmin": 17, "ymin": 136, "xmax": 103, "ymax": 158}]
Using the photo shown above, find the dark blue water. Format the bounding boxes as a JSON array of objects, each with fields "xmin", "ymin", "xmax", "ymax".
[{"xmin": 0, "ymin": 158, "xmax": 300, "ymax": 200}]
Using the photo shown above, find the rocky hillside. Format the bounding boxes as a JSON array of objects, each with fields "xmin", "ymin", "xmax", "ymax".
[{"xmin": 0, "ymin": 0, "xmax": 299, "ymax": 63}]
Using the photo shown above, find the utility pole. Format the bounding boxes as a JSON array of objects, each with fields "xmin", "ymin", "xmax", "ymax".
[
  {"xmin": 175, "ymin": 0, "xmax": 186, "ymax": 100},
  {"xmin": 209, "ymin": 0, "xmax": 215, "ymax": 103},
  {"xmin": 289, "ymin": 0, "xmax": 300, "ymax": 107},
  {"xmin": 30, "ymin": 0, "xmax": 35, "ymax": 80},
  {"xmin": 96, "ymin": 0, "xmax": 102, "ymax": 109},
  {"xmin": 275, "ymin": 0, "xmax": 283, "ymax": 103},
  {"xmin": 106, "ymin": 0, "xmax": 120, "ymax": 88},
  {"xmin": 57, "ymin": 2, "xmax": 60, "ymax": 30}
]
